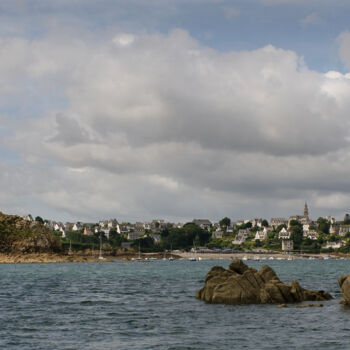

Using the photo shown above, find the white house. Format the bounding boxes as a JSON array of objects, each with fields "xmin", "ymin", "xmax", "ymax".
[
  {"xmin": 226, "ymin": 225, "xmax": 235, "ymax": 234},
  {"xmin": 60, "ymin": 229, "xmax": 66, "ymax": 238},
  {"xmin": 99, "ymin": 220, "xmax": 107, "ymax": 228},
  {"xmin": 107, "ymin": 219, "xmax": 118, "ymax": 229},
  {"xmin": 306, "ymin": 230, "xmax": 318, "ymax": 240},
  {"xmin": 254, "ymin": 228, "xmax": 268, "ymax": 241},
  {"xmin": 23, "ymin": 214, "xmax": 34, "ymax": 222},
  {"xmin": 95, "ymin": 227, "xmax": 110, "ymax": 237},
  {"xmin": 323, "ymin": 241, "xmax": 344, "ymax": 249},
  {"xmin": 326, "ymin": 216, "xmax": 336, "ymax": 224},
  {"xmin": 144, "ymin": 222, "xmax": 152, "ymax": 230},
  {"xmin": 233, "ymin": 230, "xmax": 250, "ymax": 245},
  {"xmin": 302, "ymin": 224, "xmax": 310, "ymax": 236},
  {"xmin": 151, "ymin": 219, "xmax": 165, "ymax": 229},
  {"xmin": 339, "ymin": 226, "xmax": 350, "ymax": 237},
  {"xmin": 101, "ymin": 228, "xmax": 110, "ymax": 238},
  {"xmin": 72, "ymin": 223, "xmax": 82, "ymax": 231},
  {"xmin": 278, "ymin": 227, "xmax": 291, "ymax": 239},
  {"xmin": 251, "ymin": 218, "xmax": 263, "ymax": 228},
  {"xmin": 329, "ymin": 225, "xmax": 340, "ymax": 235}
]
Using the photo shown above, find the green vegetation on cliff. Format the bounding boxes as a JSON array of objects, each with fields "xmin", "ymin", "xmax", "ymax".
[{"xmin": 0, "ymin": 212, "xmax": 61, "ymax": 253}]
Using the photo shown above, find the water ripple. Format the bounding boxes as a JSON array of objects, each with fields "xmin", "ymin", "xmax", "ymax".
[{"xmin": 0, "ymin": 259, "xmax": 350, "ymax": 349}]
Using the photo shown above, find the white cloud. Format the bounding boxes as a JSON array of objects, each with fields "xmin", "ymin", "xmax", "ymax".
[
  {"xmin": 222, "ymin": 6, "xmax": 240, "ymax": 19},
  {"xmin": 113, "ymin": 33, "xmax": 136, "ymax": 47},
  {"xmin": 2, "ymin": 29, "xmax": 350, "ymax": 221},
  {"xmin": 260, "ymin": 0, "xmax": 303, "ymax": 4},
  {"xmin": 338, "ymin": 31, "xmax": 350, "ymax": 69},
  {"xmin": 260, "ymin": 0, "xmax": 323, "ymax": 4},
  {"xmin": 301, "ymin": 13, "xmax": 322, "ymax": 27}
]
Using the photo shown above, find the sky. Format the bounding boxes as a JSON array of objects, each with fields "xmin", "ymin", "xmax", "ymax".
[{"xmin": 1, "ymin": 0, "xmax": 350, "ymax": 223}]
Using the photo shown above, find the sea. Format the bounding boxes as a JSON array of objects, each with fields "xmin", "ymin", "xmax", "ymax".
[{"xmin": 1, "ymin": 258, "xmax": 350, "ymax": 350}]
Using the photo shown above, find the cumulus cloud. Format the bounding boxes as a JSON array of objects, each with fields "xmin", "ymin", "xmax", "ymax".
[{"xmin": 2, "ymin": 28, "xmax": 350, "ymax": 221}]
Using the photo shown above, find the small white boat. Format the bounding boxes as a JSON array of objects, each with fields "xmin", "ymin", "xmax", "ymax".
[
  {"xmin": 189, "ymin": 241, "xmax": 198, "ymax": 261},
  {"xmin": 169, "ymin": 244, "xmax": 175, "ymax": 261},
  {"xmin": 98, "ymin": 233, "xmax": 104, "ymax": 260}
]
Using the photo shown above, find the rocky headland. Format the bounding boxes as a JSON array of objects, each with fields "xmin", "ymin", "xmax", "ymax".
[
  {"xmin": 0, "ymin": 212, "xmax": 61, "ymax": 254},
  {"xmin": 196, "ymin": 258, "xmax": 333, "ymax": 305}
]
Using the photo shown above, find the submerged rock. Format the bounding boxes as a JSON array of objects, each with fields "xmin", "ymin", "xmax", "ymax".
[
  {"xmin": 196, "ymin": 259, "xmax": 332, "ymax": 305},
  {"xmin": 278, "ymin": 303, "xmax": 323, "ymax": 308},
  {"xmin": 338, "ymin": 274, "xmax": 350, "ymax": 304}
]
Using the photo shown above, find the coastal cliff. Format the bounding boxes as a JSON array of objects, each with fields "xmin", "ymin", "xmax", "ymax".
[{"xmin": 0, "ymin": 212, "xmax": 61, "ymax": 254}]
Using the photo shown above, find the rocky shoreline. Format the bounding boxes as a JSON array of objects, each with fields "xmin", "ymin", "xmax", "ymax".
[
  {"xmin": 0, "ymin": 253, "xmax": 112, "ymax": 263},
  {"xmin": 0, "ymin": 251, "xmax": 170, "ymax": 263}
]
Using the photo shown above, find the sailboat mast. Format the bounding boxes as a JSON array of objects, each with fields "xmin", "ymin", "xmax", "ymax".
[{"xmin": 99, "ymin": 232, "xmax": 103, "ymax": 259}]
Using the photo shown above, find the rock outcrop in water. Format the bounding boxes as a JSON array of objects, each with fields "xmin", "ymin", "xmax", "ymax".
[
  {"xmin": 196, "ymin": 259, "xmax": 332, "ymax": 305},
  {"xmin": 338, "ymin": 274, "xmax": 350, "ymax": 304}
]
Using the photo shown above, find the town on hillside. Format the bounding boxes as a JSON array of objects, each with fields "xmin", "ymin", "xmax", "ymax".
[{"xmin": 22, "ymin": 203, "xmax": 350, "ymax": 254}]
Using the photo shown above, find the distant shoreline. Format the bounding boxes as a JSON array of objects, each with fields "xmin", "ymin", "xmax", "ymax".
[
  {"xmin": 0, "ymin": 251, "xmax": 348, "ymax": 263},
  {"xmin": 0, "ymin": 253, "xmax": 115, "ymax": 263},
  {"xmin": 0, "ymin": 252, "xmax": 165, "ymax": 263},
  {"xmin": 176, "ymin": 251, "xmax": 346, "ymax": 260}
]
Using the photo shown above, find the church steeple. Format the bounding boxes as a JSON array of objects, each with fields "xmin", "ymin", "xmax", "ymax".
[{"xmin": 304, "ymin": 202, "xmax": 309, "ymax": 219}]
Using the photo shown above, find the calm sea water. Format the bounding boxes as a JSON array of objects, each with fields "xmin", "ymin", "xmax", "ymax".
[{"xmin": 1, "ymin": 259, "xmax": 350, "ymax": 350}]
